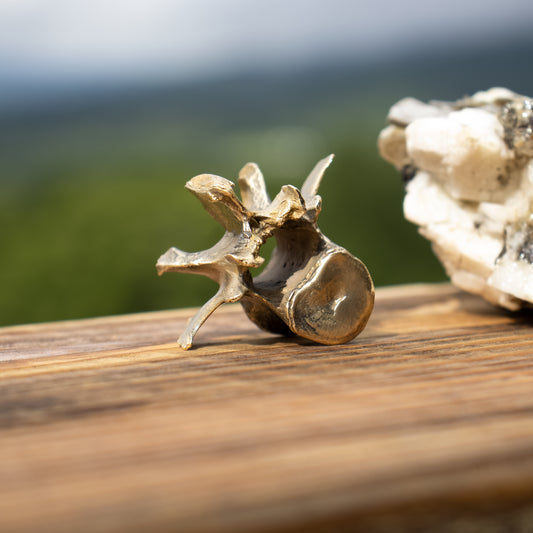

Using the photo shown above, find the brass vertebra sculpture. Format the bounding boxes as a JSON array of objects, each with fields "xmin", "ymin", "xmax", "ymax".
[{"xmin": 157, "ymin": 155, "xmax": 374, "ymax": 349}]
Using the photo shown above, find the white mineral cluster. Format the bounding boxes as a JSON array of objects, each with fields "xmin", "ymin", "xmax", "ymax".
[{"xmin": 379, "ymin": 87, "xmax": 533, "ymax": 310}]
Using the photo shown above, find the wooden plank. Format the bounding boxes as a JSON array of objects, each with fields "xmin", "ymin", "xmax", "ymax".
[{"xmin": 1, "ymin": 283, "xmax": 533, "ymax": 532}]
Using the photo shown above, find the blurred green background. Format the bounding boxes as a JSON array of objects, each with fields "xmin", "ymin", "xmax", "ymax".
[{"xmin": 2, "ymin": 5, "xmax": 533, "ymax": 326}]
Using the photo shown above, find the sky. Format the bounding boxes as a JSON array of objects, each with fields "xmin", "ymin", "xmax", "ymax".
[{"xmin": 1, "ymin": 0, "xmax": 533, "ymax": 94}]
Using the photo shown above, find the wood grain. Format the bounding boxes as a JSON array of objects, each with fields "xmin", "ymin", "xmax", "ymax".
[{"xmin": 2, "ymin": 283, "xmax": 533, "ymax": 532}]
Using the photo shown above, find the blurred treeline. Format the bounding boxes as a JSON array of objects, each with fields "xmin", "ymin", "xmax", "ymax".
[{"xmin": 2, "ymin": 40, "xmax": 533, "ymax": 326}]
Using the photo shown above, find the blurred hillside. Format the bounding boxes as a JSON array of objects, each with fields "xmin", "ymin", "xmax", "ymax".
[{"xmin": 2, "ymin": 38, "xmax": 533, "ymax": 326}]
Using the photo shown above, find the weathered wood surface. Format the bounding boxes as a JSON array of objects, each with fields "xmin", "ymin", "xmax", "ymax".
[{"xmin": 2, "ymin": 283, "xmax": 533, "ymax": 533}]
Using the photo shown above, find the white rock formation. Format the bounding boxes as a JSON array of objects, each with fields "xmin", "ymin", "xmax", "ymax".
[{"xmin": 379, "ymin": 87, "xmax": 533, "ymax": 310}]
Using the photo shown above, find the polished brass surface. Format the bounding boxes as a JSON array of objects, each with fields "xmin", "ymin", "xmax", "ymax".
[{"xmin": 157, "ymin": 155, "xmax": 374, "ymax": 349}]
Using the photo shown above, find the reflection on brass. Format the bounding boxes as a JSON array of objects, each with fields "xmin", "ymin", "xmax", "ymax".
[{"xmin": 157, "ymin": 155, "xmax": 374, "ymax": 349}]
